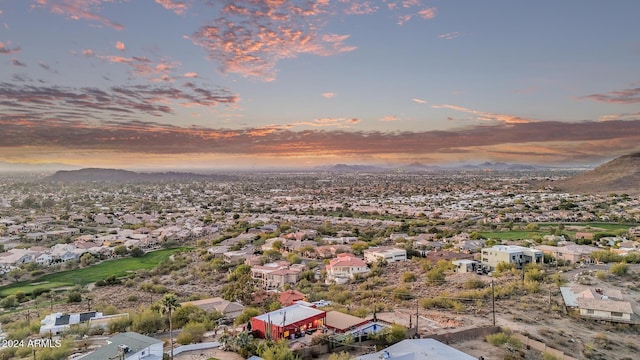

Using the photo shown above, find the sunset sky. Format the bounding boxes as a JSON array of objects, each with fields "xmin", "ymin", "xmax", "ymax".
[{"xmin": 1, "ymin": 0, "xmax": 640, "ymax": 170}]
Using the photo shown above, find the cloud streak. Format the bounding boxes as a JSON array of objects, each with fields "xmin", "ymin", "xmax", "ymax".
[
  {"xmin": 2, "ymin": 119, "xmax": 639, "ymax": 165},
  {"xmin": 0, "ymin": 82, "xmax": 238, "ymax": 123},
  {"xmin": 581, "ymin": 87, "xmax": 640, "ymax": 104},
  {"xmin": 34, "ymin": 0, "xmax": 124, "ymax": 30},
  {"xmin": 432, "ymin": 104, "xmax": 535, "ymax": 124}
]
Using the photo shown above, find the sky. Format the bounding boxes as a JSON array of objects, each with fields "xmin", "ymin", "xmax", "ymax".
[{"xmin": 1, "ymin": 0, "xmax": 640, "ymax": 170}]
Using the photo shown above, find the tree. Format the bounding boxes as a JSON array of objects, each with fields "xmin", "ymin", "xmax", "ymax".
[
  {"xmin": 158, "ymin": 293, "xmax": 181, "ymax": 359},
  {"xmin": 328, "ymin": 352, "xmax": 352, "ymax": 360},
  {"xmin": 131, "ymin": 308, "xmax": 164, "ymax": 334},
  {"xmin": 259, "ymin": 340, "xmax": 299, "ymax": 360},
  {"xmin": 176, "ymin": 321, "xmax": 206, "ymax": 344},
  {"xmin": 79, "ymin": 253, "xmax": 96, "ymax": 267},
  {"xmin": 130, "ymin": 246, "xmax": 145, "ymax": 257},
  {"xmin": 7, "ymin": 268, "xmax": 26, "ymax": 283},
  {"xmin": 113, "ymin": 245, "xmax": 128, "ymax": 256}
]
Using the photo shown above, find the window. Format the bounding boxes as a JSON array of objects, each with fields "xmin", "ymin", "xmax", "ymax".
[
  {"xmin": 587, "ymin": 309, "xmax": 594, "ymax": 314},
  {"xmin": 611, "ymin": 312, "xmax": 623, "ymax": 317}
]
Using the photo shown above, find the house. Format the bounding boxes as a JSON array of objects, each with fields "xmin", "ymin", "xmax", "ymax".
[
  {"xmin": 251, "ymin": 261, "xmax": 306, "ymax": 290},
  {"xmin": 278, "ymin": 289, "xmax": 307, "ymax": 306},
  {"xmin": 180, "ymin": 297, "xmax": 245, "ymax": 319},
  {"xmin": 40, "ymin": 311, "xmax": 106, "ymax": 335},
  {"xmin": 325, "ymin": 253, "xmax": 370, "ymax": 284},
  {"xmin": 79, "ymin": 331, "xmax": 163, "ymax": 360},
  {"xmin": 355, "ymin": 339, "xmax": 476, "ymax": 360},
  {"xmin": 481, "ymin": 245, "xmax": 543, "ymax": 270},
  {"xmin": 363, "ymin": 246, "xmax": 407, "ymax": 264},
  {"xmin": 324, "ymin": 310, "xmax": 371, "ymax": 334},
  {"xmin": 251, "ymin": 303, "xmax": 326, "ymax": 340},
  {"xmin": 560, "ymin": 286, "xmax": 635, "ymax": 323},
  {"xmin": 536, "ymin": 243, "xmax": 600, "ymax": 264},
  {"xmin": 452, "ymin": 259, "xmax": 480, "ymax": 273}
]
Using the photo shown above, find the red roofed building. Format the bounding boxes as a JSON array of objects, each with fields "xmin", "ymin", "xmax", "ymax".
[
  {"xmin": 279, "ymin": 289, "xmax": 307, "ymax": 306},
  {"xmin": 326, "ymin": 253, "xmax": 370, "ymax": 284},
  {"xmin": 251, "ymin": 303, "xmax": 326, "ymax": 340}
]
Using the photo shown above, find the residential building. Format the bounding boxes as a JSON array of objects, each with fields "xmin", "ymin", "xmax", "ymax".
[
  {"xmin": 481, "ymin": 245, "xmax": 543, "ymax": 270},
  {"xmin": 40, "ymin": 311, "xmax": 106, "ymax": 335},
  {"xmin": 251, "ymin": 261, "xmax": 305, "ymax": 290},
  {"xmin": 536, "ymin": 243, "xmax": 600, "ymax": 264},
  {"xmin": 278, "ymin": 289, "xmax": 307, "ymax": 306},
  {"xmin": 180, "ymin": 297, "xmax": 245, "ymax": 319},
  {"xmin": 452, "ymin": 259, "xmax": 480, "ymax": 273},
  {"xmin": 363, "ymin": 246, "xmax": 407, "ymax": 264},
  {"xmin": 79, "ymin": 331, "xmax": 163, "ymax": 360},
  {"xmin": 325, "ymin": 253, "xmax": 370, "ymax": 284},
  {"xmin": 560, "ymin": 286, "xmax": 635, "ymax": 323},
  {"xmin": 251, "ymin": 303, "xmax": 326, "ymax": 340},
  {"xmin": 355, "ymin": 339, "xmax": 476, "ymax": 360}
]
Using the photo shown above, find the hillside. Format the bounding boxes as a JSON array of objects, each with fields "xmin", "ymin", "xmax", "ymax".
[
  {"xmin": 45, "ymin": 168, "xmax": 237, "ymax": 182},
  {"xmin": 552, "ymin": 152, "xmax": 640, "ymax": 194}
]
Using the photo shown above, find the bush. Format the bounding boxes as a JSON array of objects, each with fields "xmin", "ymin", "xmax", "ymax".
[
  {"xmin": 176, "ymin": 322, "xmax": 206, "ymax": 344},
  {"xmin": 402, "ymin": 272, "xmax": 417, "ymax": 282},
  {"xmin": 108, "ymin": 316, "xmax": 132, "ymax": 334},
  {"xmin": 610, "ymin": 262, "xmax": 629, "ymax": 276},
  {"xmin": 463, "ymin": 278, "xmax": 486, "ymax": 289},
  {"xmin": 486, "ymin": 332, "xmax": 521, "ymax": 350},
  {"xmin": 67, "ymin": 291, "xmax": 82, "ymax": 303}
]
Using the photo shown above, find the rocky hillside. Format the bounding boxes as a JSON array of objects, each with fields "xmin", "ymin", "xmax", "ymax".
[{"xmin": 552, "ymin": 152, "xmax": 640, "ymax": 194}]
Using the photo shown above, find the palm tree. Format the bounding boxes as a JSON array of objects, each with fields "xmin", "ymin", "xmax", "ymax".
[{"xmin": 159, "ymin": 293, "xmax": 181, "ymax": 359}]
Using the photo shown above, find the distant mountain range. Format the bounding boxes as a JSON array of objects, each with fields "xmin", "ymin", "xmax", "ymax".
[
  {"xmin": 550, "ymin": 153, "xmax": 640, "ymax": 194},
  {"xmin": 313, "ymin": 161, "xmax": 550, "ymax": 172},
  {"xmin": 45, "ymin": 168, "xmax": 237, "ymax": 182}
]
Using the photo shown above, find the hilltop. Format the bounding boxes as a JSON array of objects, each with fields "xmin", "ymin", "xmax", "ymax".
[
  {"xmin": 45, "ymin": 168, "xmax": 237, "ymax": 182},
  {"xmin": 552, "ymin": 152, "xmax": 640, "ymax": 194}
]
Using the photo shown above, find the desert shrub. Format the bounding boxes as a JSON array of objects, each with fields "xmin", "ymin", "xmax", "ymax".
[
  {"xmin": 610, "ymin": 262, "xmax": 629, "ymax": 276},
  {"xmin": 486, "ymin": 332, "xmax": 521, "ymax": 350},
  {"xmin": 108, "ymin": 316, "xmax": 131, "ymax": 333},
  {"xmin": 402, "ymin": 272, "xmax": 417, "ymax": 282},
  {"xmin": 176, "ymin": 321, "xmax": 206, "ymax": 344},
  {"xmin": 464, "ymin": 278, "xmax": 486, "ymax": 289}
]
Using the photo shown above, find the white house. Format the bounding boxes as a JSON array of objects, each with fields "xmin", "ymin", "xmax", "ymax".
[
  {"xmin": 560, "ymin": 286, "xmax": 634, "ymax": 323},
  {"xmin": 363, "ymin": 246, "xmax": 407, "ymax": 264},
  {"xmin": 325, "ymin": 253, "xmax": 370, "ymax": 284}
]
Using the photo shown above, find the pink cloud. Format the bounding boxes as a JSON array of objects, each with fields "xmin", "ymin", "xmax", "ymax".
[
  {"xmin": 418, "ymin": 7, "xmax": 436, "ymax": 19},
  {"xmin": 322, "ymin": 92, "xmax": 336, "ymax": 98},
  {"xmin": 184, "ymin": 72, "xmax": 198, "ymax": 78},
  {"xmin": 412, "ymin": 98, "xmax": 426, "ymax": 104},
  {"xmin": 432, "ymin": 104, "xmax": 535, "ymax": 124},
  {"xmin": 380, "ymin": 115, "xmax": 398, "ymax": 122},
  {"xmin": 115, "ymin": 41, "xmax": 125, "ymax": 51},
  {"xmin": 82, "ymin": 49, "xmax": 94, "ymax": 56},
  {"xmin": 190, "ymin": 1, "xmax": 356, "ymax": 81},
  {"xmin": 344, "ymin": 1, "xmax": 379, "ymax": 15},
  {"xmin": 155, "ymin": 0, "xmax": 189, "ymax": 15},
  {"xmin": 35, "ymin": 0, "xmax": 124, "ymax": 30}
]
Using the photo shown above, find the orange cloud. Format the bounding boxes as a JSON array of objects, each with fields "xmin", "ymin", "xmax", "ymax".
[
  {"xmin": 599, "ymin": 112, "xmax": 640, "ymax": 122},
  {"xmin": 432, "ymin": 104, "xmax": 535, "ymax": 124},
  {"xmin": 184, "ymin": 72, "xmax": 198, "ymax": 78},
  {"xmin": 115, "ymin": 41, "xmax": 125, "ymax": 51},
  {"xmin": 412, "ymin": 98, "xmax": 426, "ymax": 104},
  {"xmin": 322, "ymin": 92, "xmax": 336, "ymax": 98},
  {"xmin": 380, "ymin": 115, "xmax": 398, "ymax": 122}
]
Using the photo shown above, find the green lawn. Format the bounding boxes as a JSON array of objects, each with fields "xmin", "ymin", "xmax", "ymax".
[{"xmin": 0, "ymin": 248, "xmax": 188, "ymax": 297}]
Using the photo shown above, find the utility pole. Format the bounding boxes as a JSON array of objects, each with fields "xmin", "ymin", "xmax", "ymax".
[
  {"xmin": 491, "ymin": 279, "xmax": 496, "ymax": 327},
  {"xmin": 415, "ymin": 299, "xmax": 419, "ymax": 337}
]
